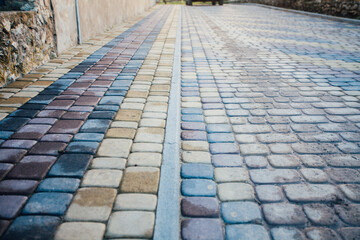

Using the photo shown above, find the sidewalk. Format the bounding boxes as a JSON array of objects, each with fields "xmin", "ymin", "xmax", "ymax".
[{"xmin": 0, "ymin": 3, "xmax": 360, "ymax": 240}]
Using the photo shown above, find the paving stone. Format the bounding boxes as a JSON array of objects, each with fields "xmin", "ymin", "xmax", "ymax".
[
  {"xmin": 0, "ymin": 117, "xmax": 30, "ymax": 131},
  {"xmin": 271, "ymin": 227, "xmax": 304, "ymax": 240},
  {"xmin": 121, "ymin": 167, "xmax": 159, "ymax": 193},
  {"xmin": 29, "ymin": 142, "xmax": 66, "ymax": 155},
  {"xmin": 210, "ymin": 143, "xmax": 239, "ymax": 154},
  {"xmin": 182, "ymin": 219, "xmax": 223, "ymax": 240},
  {"xmin": 91, "ymin": 157, "xmax": 126, "ymax": 169},
  {"xmin": 0, "ymin": 195, "xmax": 27, "ymax": 219},
  {"xmin": 244, "ymin": 156, "xmax": 268, "ymax": 168},
  {"xmin": 181, "ymin": 163, "xmax": 213, "ymax": 179},
  {"xmin": 305, "ymin": 227, "xmax": 340, "ymax": 240},
  {"xmin": 0, "ymin": 220, "xmax": 9, "ymax": 236},
  {"xmin": 233, "ymin": 125, "xmax": 271, "ymax": 134},
  {"xmin": 37, "ymin": 178, "xmax": 80, "ymax": 193},
  {"xmin": 327, "ymin": 168, "xmax": 360, "ymax": 183},
  {"xmin": 131, "ymin": 143, "xmax": 163, "ymax": 153},
  {"xmin": 54, "ymin": 222, "xmax": 105, "ymax": 240},
  {"xmin": 263, "ymin": 203, "xmax": 306, "ymax": 225},
  {"xmin": 61, "ymin": 111, "xmax": 89, "ymax": 120},
  {"xmin": 218, "ymin": 183, "xmax": 254, "ymax": 201},
  {"xmin": 128, "ymin": 152, "xmax": 162, "ymax": 167},
  {"xmin": 206, "ymin": 124, "xmax": 232, "ymax": 133},
  {"xmin": 325, "ymin": 155, "xmax": 360, "ymax": 167},
  {"xmin": 214, "ymin": 167, "xmax": 248, "ymax": 182},
  {"xmin": 134, "ymin": 127, "xmax": 164, "ymax": 143},
  {"xmin": 256, "ymin": 185, "xmax": 284, "ymax": 203},
  {"xmin": 181, "ymin": 179, "xmax": 216, "ymax": 197},
  {"xmin": 114, "ymin": 193, "xmax": 157, "ymax": 211},
  {"xmin": 221, "ymin": 201, "xmax": 262, "ymax": 224},
  {"xmin": 48, "ymin": 154, "xmax": 92, "ymax": 177},
  {"xmin": 81, "ymin": 169, "xmax": 122, "ymax": 187},
  {"xmin": 1, "ymin": 216, "xmax": 61, "ymax": 240},
  {"xmin": 250, "ymin": 169, "xmax": 301, "ymax": 184},
  {"xmin": 303, "ymin": 204, "xmax": 337, "ymax": 225},
  {"xmin": 268, "ymin": 155, "xmax": 300, "ymax": 168},
  {"xmin": 0, "ymin": 163, "xmax": 13, "ymax": 180},
  {"xmin": 182, "ymin": 141, "xmax": 209, "ymax": 151},
  {"xmin": 257, "ymin": 133, "xmax": 298, "ymax": 143},
  {"xmin": 335, "ymin": 204, "xmax": 360, "ymax": 225},
  {"xmin": 1, "ymin": 139, "xmax": 37, "ymax": 149},
  {"xmin": 0, "ymin": 149, "xmax": 27, "ymax": 163},
  {"xmin": 22, "ymin": 192, "xmax": 72, "ymax": 215},
  {"xmin": 292, "ymin": 143, "xmax": 338, "ymax": 154},
  {"xmin": 300, "ymin": 169, "xmax": 328, "ymax": 183},
  {"xmin": 65, "ymin": 141, "xmax": 99, "ymax": 154},
  {"xmin": 41, "ymin": 134, "xmax": 73, "ymax": 142},
  {"xmin": 299, "ymin": 155, "xmax": 326, "ymax": 167},
  {"xmin": 181, "ymin": 197, "xmax": 219, "ymax": 217},
  {"xmin": 73, "ymin": 133, "xmax": 104, "ymax": 142},
  {"xmin": 339, "ymin": 184, "xmax": 360, "ymax": 202},
  {"xmin": 80, "ymin": 119, "xmax": 111, "ymax": 133},
  {"xmin": 181, "ymin": 130, "xmax": 207, "ymax": 141},
  {"xmin": 29, "ymin": 117, "xmax": 58, "ymax": 125},
  {"xmin": 284, "ymin": 184, "xmax": 339, "ymax": 202},
  {"xmin": 182, "ymin": 151, "xmax": 211, "ymax": 163},
  {"xmin": 7, "ymin": 155, "xmax": 56, "ymax": 179},
  {"xmin": 181, "ymin": 122, "xmax": 206, "ymax": 131},
  {"xmin": 212, "ymin": 154, "xmax": 242, "ymax": 167},
  {"xmin": 65, "ymin": 188, "xmax": 116, "ymax": 221},
  {"xmin": 340, "ymin": 132, "xmax": 360, "ymax": 142},
  {"xmin": 106, "ymin": 211, "xmax": 155, "ymax": 238},
  {"xmin": 0, "ymin": 179, "xmax": 38, "ymax": 195},
  {"xmin": 339, "ymin": 227, "xmax": 360, "ymax": 240},
  {"xmin": 48, "ymin": 120, "xmax": 83, "ymax": 134},
  {"xmin": 226, "ymin": 224, "xmax": 270, "ymax": 240},
  {"xmin": 97, "ymin": 139, "xmax": 132, "ymax": 158},
  {"xmin": 240, "ymin": 144, "xmax": 269, "ymax": 155}
]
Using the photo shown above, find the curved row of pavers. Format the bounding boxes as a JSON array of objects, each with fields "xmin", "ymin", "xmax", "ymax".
[
  {"xmin": 179, "ymin": 5, "xmax": 360, "ymax": 240},
  {"xmin": 0, "ymin": 5, "xmax": 173, "ymax": 239}
]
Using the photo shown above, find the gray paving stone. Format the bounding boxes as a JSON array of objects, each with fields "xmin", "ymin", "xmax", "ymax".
[
  {"xmin": 284, "ymin": 184, "xmax": 340, "ymax": 202},
  {"xmin": 226, "ymin": 224, "xmax": 270, "ymax": 240},
  {"xmin": 268, "ymin": 155, "xmax": 300, "ymax": 168},
  {"xmin": 305, "ymin": 227, "xmax": 340, "ymax": 240},
  {"xmin": 221, "ymin": 201, "xmax": 262, "ymax": 224},
  {"xmin": 271, "ymin": 227, "xmax": 304, "ymax": 240},
  {"xmin": 256, "ymin": 185, "xmax": 284, "ymax": 203},
  {"xmin": 218, "ymin": 183, "xmax": 254, "ymax": 201},
  {"xmin": 181, "ymin": 219, "xmax": 223, "ymax": 240},
  {"xmin": 263, "ymin": 203, "xmax": 306, "ymax": 225},
  {"xmin": 303, "ymin": 204, "xmax": 337, "ymax": 225},
  {"xmin": 250, "ymin": 169, "xmax": 301, "ymax": 184}
]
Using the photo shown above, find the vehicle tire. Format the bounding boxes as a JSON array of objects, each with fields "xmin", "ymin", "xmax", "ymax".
[
  {"xmin": 212, "ymin": 0, "xmax": 216, "ymax": 5},
  {"xmin": 188, "ymin": 0, "xmax": 192, "ymax": 5},
  {"xmin": 219, "ymin": 0, "xmax": 224, "ymax": 5}
]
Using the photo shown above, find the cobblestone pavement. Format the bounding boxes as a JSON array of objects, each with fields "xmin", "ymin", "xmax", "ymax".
[
  {"xmin": 0, "ymin": 3, "xmax": 359, "ymax": 240},
  {"xmin": 180, "ymin": 4, "xmax": 360, "ymax": 240}
]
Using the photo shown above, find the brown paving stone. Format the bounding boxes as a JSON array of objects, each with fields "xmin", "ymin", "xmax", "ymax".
[
  {"xmin": 0, "ymin": 180, "xmax": 38, "ymax": 195},
  {"xmin": 0, "ymin": 195, "xmax": 27, "ymax": 219},
  {"xmin": 41, "ymin": 134, "xmax": 73, "ymax": 142},
  {"xmin": 29, "ymin": 81, "xmax": 53, "ymax": 87},
  {"xmin": 91, "ymin": 81, "xmax": 112, "ymax": 87},
  {"xmin": 69, "ymin": 82, "xmax": 92, "ymax": 89},
  {"xmin": 28, "ymin": 118, "xmax": 58, "ymax": 125},
  {"xmin": 2, "ymin": 140, "xmax": 37, "ymax": 149},
  {"xmin": 61, "ymin": 111, "xmax": 90, "ymax": 120},
  {"xmin": 61, "ymin": 89, "xmax": 85, "ymax": 95},
  {"xmin": 48, "ymin": 120, "xmax": 83, "ymax": 134},
  {"xmin": 106, "ymin": 128, "xmax": 136, "ymax": 139},
  {"xmin": 74, "ymin": 96, "xmax": 100, "ymax": 106},
  {"xmin": 37, "ymin": 110, "xmax": 66, "ymax": 118},
  {"xmin": 0, "ymin": 163, "xmax": 13, "ymax": 180},
  {"xmin": 55, "ymin": 95, "xmax": 79, "ymax": 101},
  {"xmin": 115, "ymin": 109, "xmax": 142, "ymax": 121},
  {"xmin": 5, "ymin": 81, "xmax": 32, "ymax": 89},
  {"xmin": 46, "ymin": 100, "xmax": 75, "ymax": 110},
  {"xmin": 29, "ymin": 142, "xmax": 67, "ymax": 156},
  {"xmin": 12, "ymin": 124, "xmax": 51, "ymax": 140},
  {"xmin": 0, "ymin": 97, "xmax": 31, "ymax": 106},
  {"xmin": 0, "ymin": 149, "xmax": 27, "ymax": 163},
  {"xmin": 120, "ymin": 167, "xmax": 160, "ymax": 194},
  {"xmin": 7, "ymin": 156, "xmax": 56, "ymax": 180},
  {"xmin": 0, "ymin": 220, "xmax": 10, "ymax": 236}
]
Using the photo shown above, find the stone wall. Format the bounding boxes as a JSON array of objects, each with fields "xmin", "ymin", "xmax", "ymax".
[
  {"xmin": 234, "ymin": 0, "xmax": 360, "ymax": 19},
  {"xmin": 0, "ymin": 0, "xmax": 156, "ymax": 87},
  {"xmin": 0, "ymin": 0, "xmax": 56, "ymax": 86}
]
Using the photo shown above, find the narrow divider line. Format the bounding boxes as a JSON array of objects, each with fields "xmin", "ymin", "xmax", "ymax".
[{"xmin": 153, "ymin": 5, "xmax": 182, "ymax": 240}]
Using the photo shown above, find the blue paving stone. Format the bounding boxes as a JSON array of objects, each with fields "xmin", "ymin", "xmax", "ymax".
[
  {"xmin": 181, "ymin": 164, "xmax": 214, "ymax": 179},
  {"xmin": 99, "ymin": 96, "xmax": 124, "ymax": 105},
  {"xmin": 94, "ymin": 105, "xmax": 119, "ymax": 112},
  {"xmin": 181, "ymin": 108, "xmax": 202, "ymax": 115},
  {"xmin": 20, "ymin": 104, "xmax": 46, "ymax": 111},
  {"xmin": 37, "ymin": 178, "xmax": 80, "ymax": 193},
  {"xmin": 73, "ymin": 133, "xmax": 104, "ymax": 142},
  {"xmin": 206, "ymin": 124, "xmax": 232, "ymax": 133},
  {"xmin": 105, "ymin": 90, "xmax": 127, "ymax": 96},
  {"xmin": 80, "ymin": 119, "xmax": 111, "ymax": 133},
  {"xmin": 271, "ymin": 227, "xmax": 304, "ymax": 240},
  {"xmin": 65, "ymin": 141, "xmax": 99, "ymax": 154},
  {"xmin": 210, "ymin": 143, "xmax": 239, "ymax": 154},
  {"xmin": 181, "ymin": 115, "xmax": 204, "ymax": 122},
  {"xmin": 181, "ymin": 197, "xmax": 219, "ymax": 217},
  {"xmin": 22, "ymin": 192, "xmax": 72, "ymax": 215},
  {"xmin": 181, "ymin": 219, "xmax": 223, "ymax": 240},
  {"xmin": 9, "ymin": 109, "xmax": 39, "ymax": 118},
  {"xmin": 212, "ymin": 154, "xmax": 243, "ymax": 167},
  {"xmin": 221, "ymin": 201, "xmax": 262, "ymax": 223},
  {"xmin": 226, "ymin": 224, "xmax": 270, "ymax": 240},
  {"xmin": 0, "ymin": 131, "xmax": 13, "ymax": 140},
  {"xmin": 2, "ymin": 215, "xmax": 61, "ymax": 240},
  {"xmin": 181, "ymin": 179, "xmax": 216, "ymax": 197},
  {"xmin": 28, "ymin": 94, "xmax": 56, "ymax": 104},
  {"xmin": 48, "ymin": 154, "xmax": 92, "ymax": 177},
  {"xmin": 88, "ymin": 111, "xmax": 116, "ymax": 119},
  {"xmin": 0, "ymin": 117, "xmax": 29, "ymax": 131},
  {"xmin": 208, "ymin": 133, "xmax": 235, "ymax": 143}
]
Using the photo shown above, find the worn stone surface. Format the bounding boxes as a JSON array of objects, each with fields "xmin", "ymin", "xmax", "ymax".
[
  {"xmin": 54, "ymin": 222, "xmax": 105, "ymax": 240},
  {"xmin": 120, "ymin": 167, "xmax": 160, "ymax": 194}
]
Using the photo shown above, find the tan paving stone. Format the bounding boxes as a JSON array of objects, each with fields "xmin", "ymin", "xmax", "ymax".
[
  {"xmin": 218, "ymin": 183, "xmax": 254, "ymax": 201},
  {"xmin": 115, "ymin": 110, "xmax": 142, "ymax": 122},
  {"xmin": 121, "ymin": 167, "xmax": 160, "ymax": 194},
  {"xmin": 97, "ymin": 139, "xmax": 132, "ymax": 158},
  {"xmin": 91, "ymin": 157, "xmax": 126, "ymax": 170},
  {"xmin": 131, "ymin": 143, "xmax": 163, "ymax": 153},
  {"xmin": 106, "ymin": 128, "xmax": 136, "ymax": 139},
  {"xmin": 82, "ymin": 169, "xmax": 123, "ymax": 187},
  {"xmin": 114, "ymin": 194, "xmax": 157, "ymax": 211},
  {"xmin": 182, "ymin": 151, "xmax": 211, "ymax": 163},
  {"xmin": 182, "ymin": 141, "xmax": 209, "ymax": 151},
  {"xmin": 0, "ymin": 97, "xmax": 30, "ymax": 107},
  {"xmin": 128, "ymin": 152, "xmax": 162, "ymax": 167},
  {"xmin": 54, "ymin": 222, "xmax": 105, "ymax": 240},
  {"xmin": 65, "ymin": 188, "xmax": 116, "ymax": 221},
  {"xmin": 111, "ymin": 121, "xmax": 138, "ymax": 129},
  {"xmin": 106, "ymin": 211, "xmax": 155, "ymax": 238},
  {"xmin": 134, "ymin": 127, "xmax": 165, "ymax": 143},
  {"xmin": 126, "ymin": 90, "xmax": 149, "ymax": 98}
]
